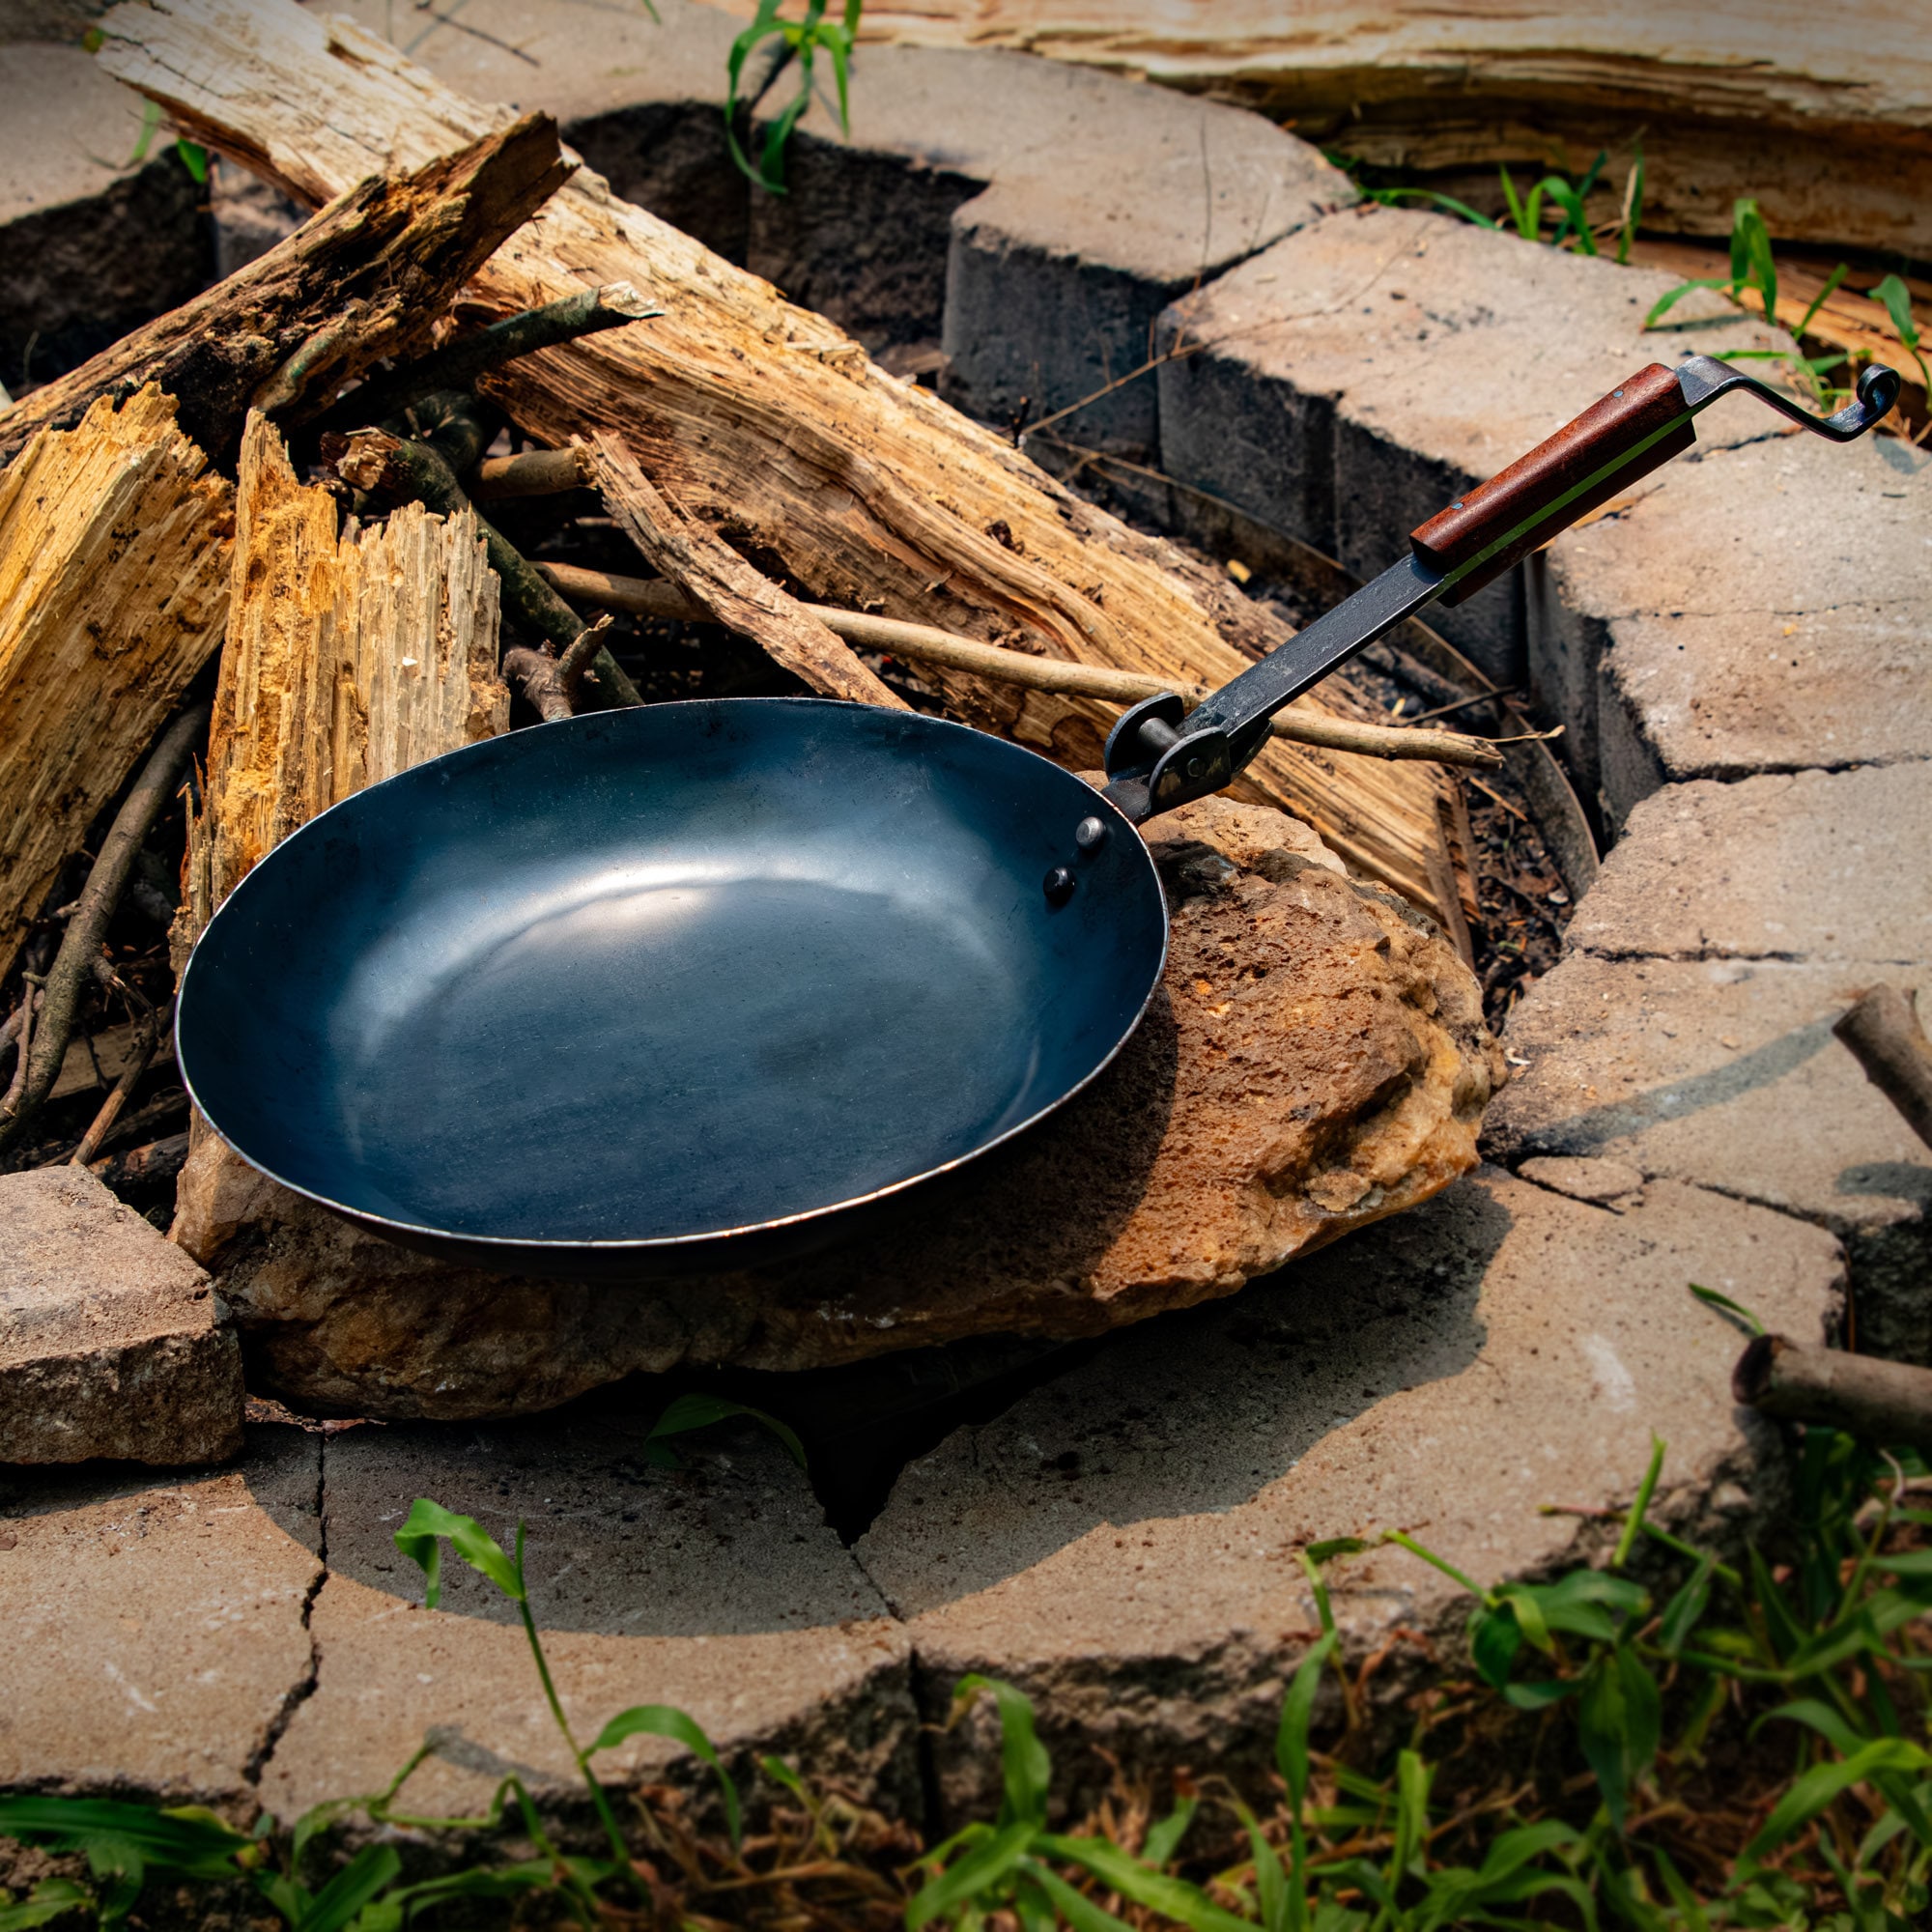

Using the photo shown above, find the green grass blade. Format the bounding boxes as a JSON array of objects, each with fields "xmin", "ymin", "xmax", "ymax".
[
  {"xmin": 644, "ymin": 1393, "xmax": 806, "ymax": 1469},
  {"xmin": 1015, "ymin": 1859, "xmax": 1135, "ymax": 1932},
  {"xmin": 1688, "ymin": 1283, "xmax": 1763, "ymax": 1335},
  {"xmin": 300, "ymin": 1845, "xmax": 403, "ymax": 1932},
  {"xmin": 0, "ymin": 1879, "xmax": 95, "ymax": 1932},
  {"xmin": 1039, "ymin": 1836, "xmax": 1257, "ymax": 1932},
  {"xmin": 1741, "ymin": 1738, "xmax": 1932, "ymax": 1869},
  {"xmin": 1141, "ymin": 1796, "xmax": 1198, "ymax": 1868},
  {"xmin": 1614, "ymin": 1437, "xmax": 1665, "ymax": 1569},
  {"xmin": 1795, "ymin": 263, "xmax": 1849, "ymax": 338},
  {"xmin": 391, "ymin": 1499, "xmax": 522, "ymax": 1607},
  {"xmin": 589, "ymin": 1703, "xmax": 741, "ymax": 1849},
  {"xmin": 906, "ymin": 1818, "xmax": 1035, "ymax": 1928},
  {"xmin": 952, "ymin": 1676, "xmax": 1052, "ymax": 1831},
  {"xmin": 1277, "ymin": 1633, "xmax": 1338, "ymax": 1814}
]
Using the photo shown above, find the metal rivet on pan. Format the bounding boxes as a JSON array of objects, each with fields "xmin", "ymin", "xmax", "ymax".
[
  {"xmin": 1186, "ymin": 756, "xmax": 1206, "ymax": 779},
  {"xmin": 1074, "ymin": 815, "xmax": 1108, "ymax": 852},
  {"xmin": 1042, "ymin": 866, "xmax": 1076, "ymax": 906}
]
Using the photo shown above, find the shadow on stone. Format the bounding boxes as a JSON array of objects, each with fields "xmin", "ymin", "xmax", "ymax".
[{"xmin": 857, "ymin": 1176, "xmax": 1506, "ymax": 1614}]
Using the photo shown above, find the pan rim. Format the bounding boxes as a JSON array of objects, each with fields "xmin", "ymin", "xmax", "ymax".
[{"xmin": 175, "ymin": 696, "xmax": 1170, "ymax": 1261}]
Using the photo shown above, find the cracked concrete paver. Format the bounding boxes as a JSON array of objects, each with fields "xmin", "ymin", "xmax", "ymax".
[
  {"xmin": 1562, "ymin": 764, "xmax": 1932, "ymax": 966},
  {"xmin": 860, "ymin": 1168, "xmax": 1839, "ymax": 1818},
  {"xmin": 1489, "ymin": 952, "xmax": 1931, "ymax": 1356},
  {"xmin": 257, "ymin": 1413, "xmax": 918, "ymax": 1828},
  {"xmin": 0, "ymin": 1425, "xmax": 321, "ymax": 1811}
]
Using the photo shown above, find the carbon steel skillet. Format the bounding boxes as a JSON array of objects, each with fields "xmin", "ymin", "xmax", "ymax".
[{"xmin": 177, "ymin": 359, "xmax": 1896, "ymax": 1277}]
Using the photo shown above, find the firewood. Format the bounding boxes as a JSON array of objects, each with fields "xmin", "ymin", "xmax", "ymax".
[
  {"xmin": 329, "ymin": 421, "xmax": 642, "ymax": 711},
  {"xmin": 537, "ymin": 557, "xmax": 1505, "ymax": 768},
  {"xmin": 0, "ymin": 703, "xmax": 208, "ymax": 1153},
  {"xmin": 192, "ymin": 412, "xmax": 507, "ymax": 917},
  {"xmin": 0, "ymin": 386, "xmax": 231, "ymax": 983},
  {"xmin": 0, "ymin": 113, "xmax": 572, "ymax": 472},
  {"xmin": 96, "ymin": 0, "xmax": 1473, "ymax": 931},
  {"xmin": 1833, "ymin": 985, "xmax": 1932, "ymax": 1152},
  {"xmin": 470, "ymin": 445, "xmax": 596, "ymax": 500},
  {"xmin": 588, "ymin": 434, "xmax": 906, "ymax": 710},
  {"xmin": 1735, "ymin": 1334, "xmax": 1932, "ymax": 1452}
]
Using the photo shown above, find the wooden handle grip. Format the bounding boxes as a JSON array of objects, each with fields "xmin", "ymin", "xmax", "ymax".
[{"xmin": 1410, "ymin": 362, "xmax": 1693, "ymax": 605}]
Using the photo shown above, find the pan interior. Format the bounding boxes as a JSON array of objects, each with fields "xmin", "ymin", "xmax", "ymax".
[{"xmin": 179, "ymin": 700, "xmax": 1167, "ymax": 1252}]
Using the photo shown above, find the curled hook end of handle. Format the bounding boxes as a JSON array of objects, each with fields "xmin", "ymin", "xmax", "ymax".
[{"xmin": 1856, "ymin": 362, "xmax": 1902, "ymax": 428}]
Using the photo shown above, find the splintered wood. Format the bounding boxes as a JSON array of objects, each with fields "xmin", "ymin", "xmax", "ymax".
[
  {"xmin": 98, "ymin": 0, "xmax": 1471, "ymax": 927},
  {"xmin": 0, "ymin": 387, "xmax": 231, "ymax": 980},
  {"xmin": 187, "ymin": 412, "xmax": 505, "ymax": 925}
]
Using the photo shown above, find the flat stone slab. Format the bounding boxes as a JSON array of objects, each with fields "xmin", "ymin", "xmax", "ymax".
[
  {"xmin": 1, "ymin": 1167, "xmax": 243, "ymax": 1466},
  {"xmin": 1562, "ymin": 765, "xmax": 1932, "ymax": 967},
  {"xmin": 858, "ymin": 1166, "xmax": 1841, "ymax": 1816},
  {"xmin": 0, "ymin": 1424, "xmax": 320, "ymax": 1811},
  {"xmin": 180, "ymin": 798, "xmax": 1500, "ymax": 1418},
  {"xmin": 1152, "ymin": 204, "xmax": 1778, "ymax": 683},
  {"xmin": 1488, "ymin": 952, "xmax": 1932, "ymax": 1357},
  {"xmin": 260, "ymin": 1413, "xmax": 918, "ymax": 1829}
]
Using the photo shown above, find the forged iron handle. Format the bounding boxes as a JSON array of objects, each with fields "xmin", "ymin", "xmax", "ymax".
[
  {"xmin": 1101, "ymin": 357, "xmax": 1897, "ymax": 827},
  {"xmin": 1409, "ymin": 356, "xmax": 1903, "ymax": 607}
]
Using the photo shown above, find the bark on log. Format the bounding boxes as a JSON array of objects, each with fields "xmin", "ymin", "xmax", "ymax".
[
  {"xmin": 844, "ymin": 1, "xmax": 1932, "ymax": 258},
  {"xmin": 0, "ymin": 386, "xmax": 231, "ymax": 981},
  {"xmin": 192, "ymin": 412, "xmax": 506, "ymax": 917},
  {"xmin": 589, "ymin": 433, "xmax": 906, "ymax": 710},
  {"xmin": 1833, "ymin": 985, "xmax": 1932, "ymax": 1153},
  {"xmin": 1735, "ymin": 1334, "xmax": 1932, "ymax": 1452},
  {"xmin": 0, "ymin": 112, "xmax": 572, "ymax": 472},
  {"xmin": 97, "ymin": 0, "xmax": 1470, "ymax": 929}
]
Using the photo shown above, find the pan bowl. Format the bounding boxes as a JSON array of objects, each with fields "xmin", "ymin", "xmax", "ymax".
[{"xmin": 177, "ymin": 699, "xmax": 1168, "ymax": 1277}]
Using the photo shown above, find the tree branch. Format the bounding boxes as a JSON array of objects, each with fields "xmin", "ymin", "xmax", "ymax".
[
  {"xmin": 1735, "ymin": 1334, "xmax": 1932, "ymax": 1452},
  {"xmin": 0, "ymin": 704, "xmax": 208, "ymax": 1154},
  {"xmin": 535, "ymin": 559, "xmax": 1505, "ymax": 768},
  {"xmin": 1833, "ymin": 985, "xmax": 1932, "ymax": 1151}
]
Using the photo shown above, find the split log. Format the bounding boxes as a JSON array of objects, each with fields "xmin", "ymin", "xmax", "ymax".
[
  {"xmin": 1735, "ymin": 1334, "xmax": 1932, "ymax": 1453},
  {"xmin": 97, "ymin": 0, "xmax": 1472, "ymax": 930},
  {"xmin": 589, "ymin": 433, "xmax": 905, "ymax": 710},
  {"xmin": 171, "ymin": 410, "xmax": 508, "ymax": 1257},
  {"xmin": 0, "ymin": 386, "xmax": 231, "ymax": 981},
  {"xmin": 845, "ymin": 1, "xmax": 1932, "ymax": 259},
  {"xmin": 0, "ymin": 112, "xmax": 572, "ymax": 473},
  {"xmin": 538, "ymin": 556, "xmax": 1505, "ymax": 768},
  {"xmin": 1833, "ymin": 985, "xmax": 1932, "ymax": 1152}
]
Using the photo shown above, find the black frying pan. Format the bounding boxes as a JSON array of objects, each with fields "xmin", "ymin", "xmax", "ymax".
[{"xmin": 178, "ymin": 360, "xmax": 1894, "ymax": 1276}]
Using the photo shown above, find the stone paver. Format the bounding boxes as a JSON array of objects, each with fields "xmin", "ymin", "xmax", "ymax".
[
  {"xmin": 1543, "ymin": 427, "xmax": 1932, "ymax": 817},
  {"xmin": 859, "ymin": 1167, "xmax": 1839, "ymax": 1816},
  {"xmin": 259, "ymin": 1413, "xmax": 919, "ymax": 1829},
  {"xmin": 0, "ymin": 42, "xmax": 210, "ymax": 386},
  {"xmin": 1153, "ymin": 205, "xmax": 1779, "ymax": 687},
  {"xmin": 0, "ymin": 1423, "xmax": 320, "ymax": 1811},
  {"xmin": 1, "ymin": 1167, "xmax": 243, "ymax": 1465},
  {"xmin": 1562, "ymin": 764, "xmax": 1932, "ymax": 967},
  {"xmin": 1489, "ymin": 955, "xmax": 1931, "ymax": 1357}
]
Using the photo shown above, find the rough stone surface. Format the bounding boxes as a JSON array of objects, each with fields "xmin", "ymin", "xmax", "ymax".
[
  {"xmin": 180, "ymin": 799, "xmax": 1501, "ymax": 1417},
  {"xmin": 0, "ymin": 1424, "xmax": 321, "ymax": 1812},
  {"xmin": 1562, "ymin": 765, "xmax": 1932, "ymax": 967},
  {"xmin": 1, "ymin": 1167, "xmax": 243, "ymax": 1466},
  {"xmin": 1153, "ymin": 204, "xmax": 1779, "ymax": 690},
  {"xmin": 1542, "ymin": 428, "xmax": 1932, "ymax": 820},
  {"xmin": 0, "ymin": 43, "xmax": 211, "ymax": 387},
  {"xmin": 1489, "ymin": 954, "xmax": 1932, "ymax": 1358},
  {"xmin": 259, "ymin": 1413, "xmax": 919, "ymax": 1831},
  {"xmin": 858, "ymin": 1166, "xmax": 1841, "ymax": 1818}
]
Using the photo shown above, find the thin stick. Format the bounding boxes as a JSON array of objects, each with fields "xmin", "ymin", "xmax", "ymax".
[
  {"xmin": 1735, "ymin": 1334, "xmax": 1932, "ymax": 1451},
  {"xmin": 331, "ymin": 428, "xmax": 642, "ymax": 708},
  {"xmin": 535, "ymin": 559, "xmax": 1505, "ymax": 768},
  {"xmin": 586, "ymin": 434, "xmax": 906, "ymax": 711},
  {"xmin": 0, "ymin": 705, "xmax": 208, "ymax": 1153},
  {"xmin": 1833, "ymin": 985, "xmax": 1932, "ymax": 1151},
  {"xmin": 470, "ymin": 445, "xmax": 595, "ymax": 500},
  {"xmin": 2, "ymin": 985, "xmax": 38, "ymax": 1121},
  {"xmin": 88, "ymin": 1130, "xmax": 192, "ymax": 1190},
  {"xmin": 69, "ymin": 1018, "xmax": 167, "ymax": 1168},
  {"xmin": 328, "ymin": 282, "xmax": 660, "ymax": 429}
]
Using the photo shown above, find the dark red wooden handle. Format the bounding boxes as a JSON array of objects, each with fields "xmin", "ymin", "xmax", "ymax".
[{"xmin": 1410, "ymin": 362, "xmax": 1694, "ymax": 604}]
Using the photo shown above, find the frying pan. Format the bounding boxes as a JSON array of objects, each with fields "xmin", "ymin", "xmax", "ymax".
[{"xmin": 178, "ymin": 358, "xmax": 1896, "ymax": 1277}]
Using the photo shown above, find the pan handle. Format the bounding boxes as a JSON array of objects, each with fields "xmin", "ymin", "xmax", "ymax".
[{"xmin": 1099, "ymin": 357, "xmax": 1899, "ymax": 825}]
